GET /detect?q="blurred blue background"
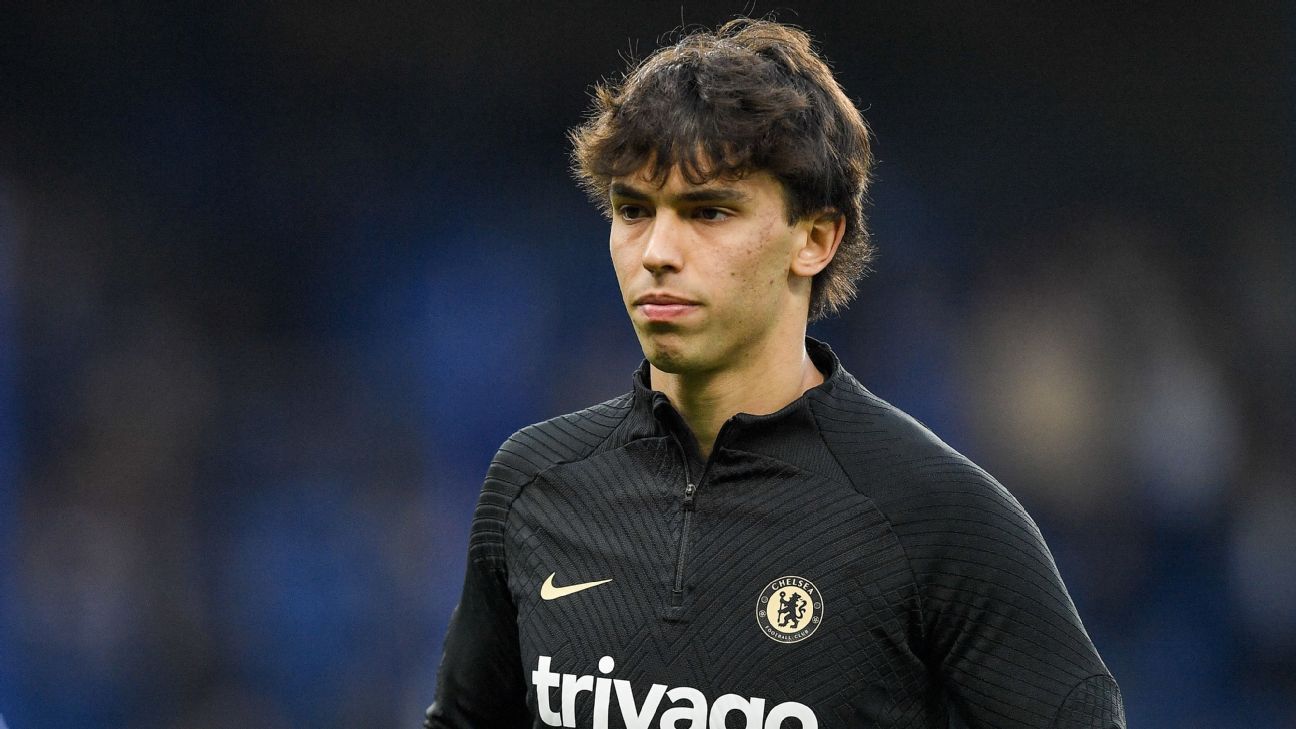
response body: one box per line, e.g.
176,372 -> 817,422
0,2 -> 1293,727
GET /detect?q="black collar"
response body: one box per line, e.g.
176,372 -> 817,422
628,337 -> 845,466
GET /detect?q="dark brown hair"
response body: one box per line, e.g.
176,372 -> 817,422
569,18 -> 875,321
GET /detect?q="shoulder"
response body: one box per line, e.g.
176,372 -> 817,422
468,393 -> 637,563
813,370 -> 1012,511
812,368 -> 1120,720
812,371 -> 1046,580
494,392 -> 638,484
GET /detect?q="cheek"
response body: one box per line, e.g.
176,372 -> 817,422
732,227 -> 795,289
609,237 -> 636,285
717,247 -> 786,318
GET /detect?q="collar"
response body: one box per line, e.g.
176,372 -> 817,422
628,337 -> 844,463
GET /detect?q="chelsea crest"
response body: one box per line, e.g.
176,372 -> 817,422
756,575 -> 823,643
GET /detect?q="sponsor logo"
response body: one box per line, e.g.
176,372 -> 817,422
532,655 -> 817,729
541,572 -> 613,601
756,576 -> 822,643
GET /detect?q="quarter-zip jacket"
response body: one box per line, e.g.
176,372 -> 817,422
427,338 -> 1124,729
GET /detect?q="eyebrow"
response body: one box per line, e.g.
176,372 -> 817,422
610,182 -> 752,205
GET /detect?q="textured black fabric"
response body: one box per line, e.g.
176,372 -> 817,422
426,338 -> 1124,729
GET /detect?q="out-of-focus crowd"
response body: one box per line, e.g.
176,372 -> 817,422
1,4 -> 1291,728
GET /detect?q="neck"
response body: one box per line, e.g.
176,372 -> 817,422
650,335 -> 824,459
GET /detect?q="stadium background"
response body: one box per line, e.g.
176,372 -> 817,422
0,2 -> 1292,727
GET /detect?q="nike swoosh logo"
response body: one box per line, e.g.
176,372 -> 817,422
540,572 -> 612,600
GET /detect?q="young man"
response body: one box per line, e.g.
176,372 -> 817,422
427,19 -> 1123,729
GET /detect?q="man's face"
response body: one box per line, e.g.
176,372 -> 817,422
609,165 -> 814,375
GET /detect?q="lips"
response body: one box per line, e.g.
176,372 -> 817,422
633,292 -> 700,322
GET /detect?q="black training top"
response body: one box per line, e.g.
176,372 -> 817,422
426,338 -> 1124,729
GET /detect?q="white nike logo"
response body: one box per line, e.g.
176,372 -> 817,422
540,572 -> 612,600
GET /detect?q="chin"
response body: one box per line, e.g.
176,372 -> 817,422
642,343 -> 687,373
637,330 -> 696,373
647,351 -> 690,374
638,330 -> 727,376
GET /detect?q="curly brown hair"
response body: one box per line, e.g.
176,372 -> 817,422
569,18 -> 875,321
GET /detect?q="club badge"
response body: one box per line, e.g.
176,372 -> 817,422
756,575 -> 822,643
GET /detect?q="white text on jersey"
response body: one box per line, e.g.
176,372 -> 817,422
531,655 -> 818,729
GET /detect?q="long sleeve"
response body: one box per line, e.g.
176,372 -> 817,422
424,434 -> 537,729
895,464 -> 1125,728
808,366 -> 1125,727
422,405 -> 631,728
424,553 -> 529,729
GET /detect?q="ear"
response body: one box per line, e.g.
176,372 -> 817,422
790,210 -> 846,278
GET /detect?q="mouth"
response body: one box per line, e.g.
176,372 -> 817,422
633,292 -> 701,323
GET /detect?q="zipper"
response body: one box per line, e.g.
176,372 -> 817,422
668,431 -> 694,607
668,422 -> 733,607
673,481 -> 696,598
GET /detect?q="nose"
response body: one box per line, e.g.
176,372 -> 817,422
641,212 -> 685,275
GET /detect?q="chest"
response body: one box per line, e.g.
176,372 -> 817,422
503,441 -> 935,727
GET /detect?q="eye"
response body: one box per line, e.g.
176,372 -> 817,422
617,205 -> 649,221
694,207 -> 731,222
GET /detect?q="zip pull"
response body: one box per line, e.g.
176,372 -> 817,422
683,482 -> 696,510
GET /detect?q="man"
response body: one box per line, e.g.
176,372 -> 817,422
427,18 -> 1123,729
